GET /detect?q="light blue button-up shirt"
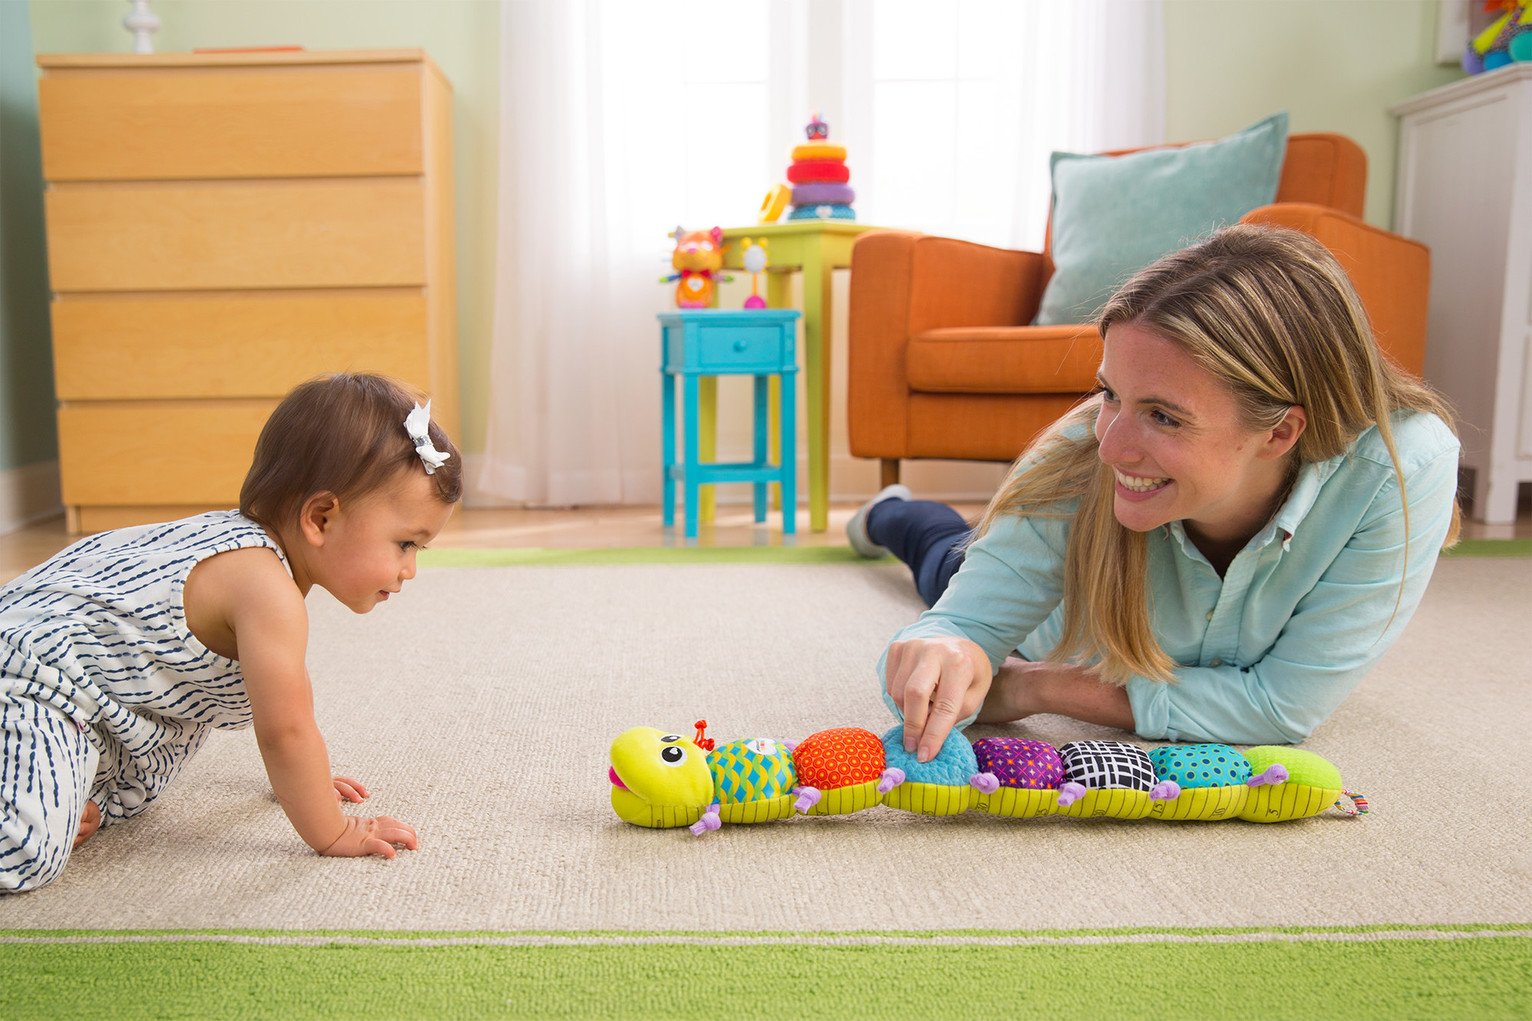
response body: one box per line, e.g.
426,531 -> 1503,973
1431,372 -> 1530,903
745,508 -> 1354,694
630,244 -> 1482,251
879,411 -> 1461,745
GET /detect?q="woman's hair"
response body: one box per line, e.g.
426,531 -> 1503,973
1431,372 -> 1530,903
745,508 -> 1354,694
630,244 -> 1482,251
973,224 -> 1460,684
240,373 -> 463,531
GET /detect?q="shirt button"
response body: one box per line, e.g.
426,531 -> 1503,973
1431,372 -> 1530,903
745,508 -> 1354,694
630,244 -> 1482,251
1209,657 -> 1224,667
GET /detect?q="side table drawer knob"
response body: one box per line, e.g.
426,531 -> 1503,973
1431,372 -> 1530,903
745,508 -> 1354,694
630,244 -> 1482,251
733,339 -> 748,352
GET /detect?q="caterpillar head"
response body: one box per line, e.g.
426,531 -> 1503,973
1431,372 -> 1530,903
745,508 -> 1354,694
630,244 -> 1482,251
609,726 -> 714,827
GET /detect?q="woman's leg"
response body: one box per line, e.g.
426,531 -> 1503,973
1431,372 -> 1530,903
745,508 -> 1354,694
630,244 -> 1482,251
865,498 -> 971,607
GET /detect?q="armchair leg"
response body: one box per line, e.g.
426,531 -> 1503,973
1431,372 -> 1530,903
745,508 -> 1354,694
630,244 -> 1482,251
880,459 -> 901,488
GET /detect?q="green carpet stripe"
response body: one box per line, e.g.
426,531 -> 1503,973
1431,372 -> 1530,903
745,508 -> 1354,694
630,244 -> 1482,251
419,545 -> 891,567
2,936 -> 1528,1020
417,536 -> 1528,568
1442,537 -> 1532,557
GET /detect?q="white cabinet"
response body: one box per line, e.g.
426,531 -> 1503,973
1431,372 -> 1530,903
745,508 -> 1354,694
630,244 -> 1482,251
1392,65 -> 1531,524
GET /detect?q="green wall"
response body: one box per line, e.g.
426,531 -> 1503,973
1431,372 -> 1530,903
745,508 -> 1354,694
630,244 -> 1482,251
1,0 -> 57,471
1,0 -> 1468,487
1164,0 -> 1463,228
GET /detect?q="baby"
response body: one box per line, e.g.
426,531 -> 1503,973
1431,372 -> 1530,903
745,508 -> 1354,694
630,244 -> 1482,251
1,373 -> 460,892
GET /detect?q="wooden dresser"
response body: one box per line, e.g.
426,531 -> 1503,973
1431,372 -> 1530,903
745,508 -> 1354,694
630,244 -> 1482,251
36,49 -> 458,533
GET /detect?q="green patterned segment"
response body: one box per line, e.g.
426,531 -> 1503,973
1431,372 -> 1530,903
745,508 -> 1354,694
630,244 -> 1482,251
707,738 -> 797,804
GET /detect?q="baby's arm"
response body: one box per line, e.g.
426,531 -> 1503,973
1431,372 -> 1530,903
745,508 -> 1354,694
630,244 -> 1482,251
207,550 -> 417,858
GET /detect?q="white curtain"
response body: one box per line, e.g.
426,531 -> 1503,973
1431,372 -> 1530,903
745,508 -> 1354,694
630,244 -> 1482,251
477,0 -> 1163,508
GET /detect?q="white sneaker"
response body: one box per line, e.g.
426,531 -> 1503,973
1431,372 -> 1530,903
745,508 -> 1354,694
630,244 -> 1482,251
846,484 -> 913,557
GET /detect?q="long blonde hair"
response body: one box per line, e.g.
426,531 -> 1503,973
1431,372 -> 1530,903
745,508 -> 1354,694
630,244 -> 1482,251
973,224 -> 1460,684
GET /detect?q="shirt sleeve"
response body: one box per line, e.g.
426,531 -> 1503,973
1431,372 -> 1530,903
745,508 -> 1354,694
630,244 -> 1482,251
878,509 -> 1071,722
1126,442 -> 1461,745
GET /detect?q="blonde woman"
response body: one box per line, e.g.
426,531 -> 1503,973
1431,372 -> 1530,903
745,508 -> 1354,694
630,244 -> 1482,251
849,225 -> 1461,761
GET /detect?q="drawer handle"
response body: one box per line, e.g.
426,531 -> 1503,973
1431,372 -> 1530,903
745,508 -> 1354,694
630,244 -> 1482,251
732,339 -> 749,352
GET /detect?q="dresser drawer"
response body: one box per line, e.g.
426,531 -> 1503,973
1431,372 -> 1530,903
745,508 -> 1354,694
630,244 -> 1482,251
38,64 -> 425,181
44,179 -> 426,291
57,400 -> 275,506
52,290 -> 430,399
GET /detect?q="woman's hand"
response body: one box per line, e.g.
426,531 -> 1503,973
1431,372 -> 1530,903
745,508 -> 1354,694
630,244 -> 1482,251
318,815 -> 419,859
332,776 -> 370,803
886,636 -> 993,763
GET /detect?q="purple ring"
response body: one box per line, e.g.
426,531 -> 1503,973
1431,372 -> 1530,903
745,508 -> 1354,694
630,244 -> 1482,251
792,183 -> 856,205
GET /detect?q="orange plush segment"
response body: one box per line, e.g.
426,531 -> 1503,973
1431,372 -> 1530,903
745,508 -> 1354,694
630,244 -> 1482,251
793,727 -> 885,789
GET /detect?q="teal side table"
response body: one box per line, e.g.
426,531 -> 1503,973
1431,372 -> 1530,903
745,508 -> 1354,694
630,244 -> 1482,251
659,309 -> 800,539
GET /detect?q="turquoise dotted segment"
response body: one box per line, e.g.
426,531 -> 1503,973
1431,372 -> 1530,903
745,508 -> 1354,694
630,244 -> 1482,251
1148,743 -> 1252,789
707,738 -> 798,804
880,725 -> 978,786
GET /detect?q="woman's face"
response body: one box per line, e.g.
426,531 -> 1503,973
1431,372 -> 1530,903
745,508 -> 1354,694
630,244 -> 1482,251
1094,323 -> 1301,548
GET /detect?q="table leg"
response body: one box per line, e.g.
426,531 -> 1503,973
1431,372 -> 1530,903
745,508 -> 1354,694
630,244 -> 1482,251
780,368 -> 797,535
801,249 -> 832,532
684,373 -> 701,540
699,376 -> 717,525
661,369 -> 675,527
766,270 -> 792,511
752,374 -> 767,523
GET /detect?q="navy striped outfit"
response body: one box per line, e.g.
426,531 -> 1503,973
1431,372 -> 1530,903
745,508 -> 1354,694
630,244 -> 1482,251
0,512 -> 285,892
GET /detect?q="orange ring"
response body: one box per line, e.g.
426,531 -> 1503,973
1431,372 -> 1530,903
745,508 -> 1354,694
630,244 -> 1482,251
757,183 -> 790,224
791,142 -> 847,161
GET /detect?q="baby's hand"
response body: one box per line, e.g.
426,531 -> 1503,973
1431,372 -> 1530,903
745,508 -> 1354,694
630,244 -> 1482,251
319,815 -> 419,859
332,776 -> 370,803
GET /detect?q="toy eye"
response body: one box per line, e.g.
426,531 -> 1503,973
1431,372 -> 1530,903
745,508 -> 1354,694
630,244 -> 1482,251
700,242 -> 713,251
660,734 -> 681,742
661,746 -> 687,766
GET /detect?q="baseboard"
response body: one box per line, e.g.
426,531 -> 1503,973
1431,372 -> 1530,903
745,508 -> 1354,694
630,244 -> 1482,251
0,460 -> 62,535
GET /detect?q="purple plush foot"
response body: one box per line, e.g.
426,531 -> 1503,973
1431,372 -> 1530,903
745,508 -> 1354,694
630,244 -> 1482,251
1150,780 -> 1181,801
877,767 -> 906,794
1248,764 -> 1289,787
970,772 -> 1000,795
793,786 -> 822,813
689,803 -> 722,836
1056,782 -> 1087,807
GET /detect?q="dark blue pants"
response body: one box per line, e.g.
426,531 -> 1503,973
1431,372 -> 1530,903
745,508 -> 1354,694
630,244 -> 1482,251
865,499 -> 971,607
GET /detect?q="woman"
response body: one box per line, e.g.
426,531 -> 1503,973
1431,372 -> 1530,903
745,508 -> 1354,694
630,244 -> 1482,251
851,225 -> 1461,762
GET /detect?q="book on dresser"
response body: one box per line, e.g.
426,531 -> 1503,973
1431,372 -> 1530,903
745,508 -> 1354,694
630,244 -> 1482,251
36,48 -> 458,533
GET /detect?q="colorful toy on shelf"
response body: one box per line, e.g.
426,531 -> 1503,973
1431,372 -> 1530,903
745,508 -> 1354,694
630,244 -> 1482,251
738,236 -> 769,309
660,226 -> 733,308
1464,0 -> 1532,73
608,721 -> 1367,835
756,113 -> 858,225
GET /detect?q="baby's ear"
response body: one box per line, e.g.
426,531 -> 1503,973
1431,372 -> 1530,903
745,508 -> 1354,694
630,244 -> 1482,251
299,491 -> 340,545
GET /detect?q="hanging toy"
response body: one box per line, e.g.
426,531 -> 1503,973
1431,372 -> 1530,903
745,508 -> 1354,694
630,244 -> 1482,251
738,237 -> 769,309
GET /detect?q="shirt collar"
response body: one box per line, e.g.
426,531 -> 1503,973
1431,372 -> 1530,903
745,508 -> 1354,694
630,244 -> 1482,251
1163,452 -> 1343,558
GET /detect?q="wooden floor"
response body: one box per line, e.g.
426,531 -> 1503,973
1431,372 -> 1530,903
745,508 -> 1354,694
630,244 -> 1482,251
3,495 -> 1528,585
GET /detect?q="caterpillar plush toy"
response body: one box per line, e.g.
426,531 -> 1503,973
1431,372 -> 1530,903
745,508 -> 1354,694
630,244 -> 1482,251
608,721 -> 1367,835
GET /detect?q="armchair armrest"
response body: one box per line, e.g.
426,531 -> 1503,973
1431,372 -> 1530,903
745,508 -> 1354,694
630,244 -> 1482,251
1241,203 -> 1429,376
848,231 -> 1046,457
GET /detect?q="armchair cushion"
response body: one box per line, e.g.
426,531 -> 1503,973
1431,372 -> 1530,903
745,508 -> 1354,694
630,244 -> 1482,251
908,325 -> 1102,394
1035,112 -> 1290,325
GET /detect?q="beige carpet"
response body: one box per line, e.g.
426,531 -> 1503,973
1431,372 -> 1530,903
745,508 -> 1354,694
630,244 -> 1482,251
2,557 -> 1529,932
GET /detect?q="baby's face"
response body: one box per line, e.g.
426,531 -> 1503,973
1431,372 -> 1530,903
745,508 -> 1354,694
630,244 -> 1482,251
313,469 -> 455,613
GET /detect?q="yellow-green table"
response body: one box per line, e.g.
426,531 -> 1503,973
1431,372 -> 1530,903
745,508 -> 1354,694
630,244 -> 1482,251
690,220 -> 883,533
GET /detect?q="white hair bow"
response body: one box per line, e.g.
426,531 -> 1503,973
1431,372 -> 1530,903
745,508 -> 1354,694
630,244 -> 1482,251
404,400 -> 451,475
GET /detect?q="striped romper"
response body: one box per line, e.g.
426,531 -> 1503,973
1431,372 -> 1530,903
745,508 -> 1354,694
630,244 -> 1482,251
0,512 -> 286,892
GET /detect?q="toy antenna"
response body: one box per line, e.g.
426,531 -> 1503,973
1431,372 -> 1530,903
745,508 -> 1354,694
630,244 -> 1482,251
693,720 -> 716,751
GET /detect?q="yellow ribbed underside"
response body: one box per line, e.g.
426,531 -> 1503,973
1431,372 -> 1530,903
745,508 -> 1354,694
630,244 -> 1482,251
806,781 -> 883,817
719,795 -> 798,825
880,782 -> 976,816
1239,784 -> 1342,823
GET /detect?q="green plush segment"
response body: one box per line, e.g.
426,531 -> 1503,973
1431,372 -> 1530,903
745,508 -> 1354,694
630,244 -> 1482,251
1243,745 -> 1343,790
1035,112 -> 1288,326
2,928 -> 1527,1020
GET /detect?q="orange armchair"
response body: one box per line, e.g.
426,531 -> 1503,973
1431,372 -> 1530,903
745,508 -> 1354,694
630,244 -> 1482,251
847,133 -> 1430,487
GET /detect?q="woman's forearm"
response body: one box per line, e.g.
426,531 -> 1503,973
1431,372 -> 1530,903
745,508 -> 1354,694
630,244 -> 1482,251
980,658 -> 1136,733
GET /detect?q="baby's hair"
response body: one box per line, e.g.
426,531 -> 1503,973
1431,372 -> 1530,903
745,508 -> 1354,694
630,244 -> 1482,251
240,373 -> 462,531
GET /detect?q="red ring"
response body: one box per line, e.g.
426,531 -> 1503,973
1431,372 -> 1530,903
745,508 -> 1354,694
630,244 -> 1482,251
787,159 -> 850,184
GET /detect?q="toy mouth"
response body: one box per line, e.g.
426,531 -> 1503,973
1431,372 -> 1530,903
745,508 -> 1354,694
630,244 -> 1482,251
608,766 -> 628,791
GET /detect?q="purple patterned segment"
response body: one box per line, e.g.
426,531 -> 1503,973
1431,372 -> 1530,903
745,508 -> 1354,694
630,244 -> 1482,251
792,182 -> 856,205
971,738 -> 1064,790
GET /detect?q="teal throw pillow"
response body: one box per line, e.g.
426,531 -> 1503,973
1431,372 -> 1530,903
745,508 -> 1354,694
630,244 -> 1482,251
1033,112 -> 1289,326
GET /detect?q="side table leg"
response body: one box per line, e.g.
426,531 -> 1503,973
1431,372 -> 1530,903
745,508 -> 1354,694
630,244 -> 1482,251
752,374 -> 767,523
684,373 -> 701,540
699,376 -> 717,526
661,369 -> 675,527
781,368 -> 797,535
801,250 -> 831,532
766,270 -> 792,512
